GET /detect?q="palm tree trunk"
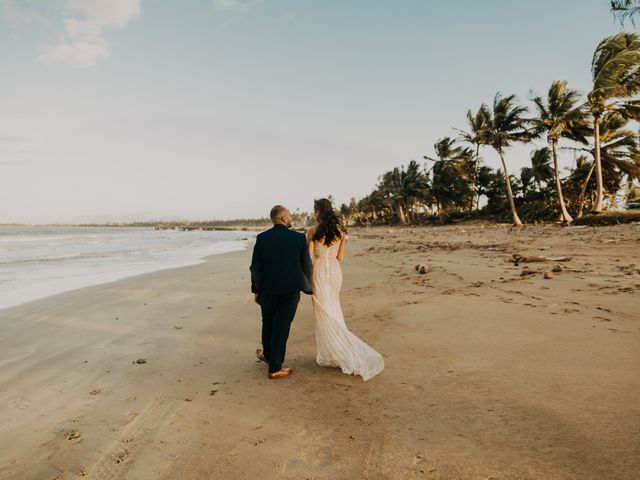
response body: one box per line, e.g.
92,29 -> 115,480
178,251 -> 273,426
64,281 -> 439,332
576,161 -> 596,218
551,140 -> 573,224
498,150 -> 523,226
592,116 -> 604,213
397,204 -> 407,224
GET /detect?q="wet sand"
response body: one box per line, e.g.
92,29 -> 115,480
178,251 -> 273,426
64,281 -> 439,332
0,223 -> 638,480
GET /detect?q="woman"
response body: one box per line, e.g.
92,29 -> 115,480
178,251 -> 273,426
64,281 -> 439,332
306,198 -> 384,381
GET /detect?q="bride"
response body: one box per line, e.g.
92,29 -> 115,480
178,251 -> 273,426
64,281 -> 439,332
306,198 -> 384,381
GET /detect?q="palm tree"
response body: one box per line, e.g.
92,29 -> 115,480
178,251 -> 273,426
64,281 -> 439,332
424,137 -> 474,216
339,198 -> 358,225
568,112 -> 640,216
357,189 -> 388,224
531,80 -> 590,223
520,166 -> 535,198
378,169 -> 407,224
475,165 -> 496,209
588,32 -> 640,213
484,93 -> 532,226
563,155 -> 595,218
611,0 -> 640,26
530,147 -> 554,190
377,161 -> 429,224
456,104 -> 491,211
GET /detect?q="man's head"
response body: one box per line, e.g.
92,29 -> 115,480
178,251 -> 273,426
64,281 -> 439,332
270,205 -> 292,228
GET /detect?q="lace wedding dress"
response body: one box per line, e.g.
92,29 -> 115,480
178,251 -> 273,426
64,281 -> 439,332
311,239 -> 384,381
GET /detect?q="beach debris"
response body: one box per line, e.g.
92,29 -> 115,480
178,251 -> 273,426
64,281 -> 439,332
415,264 -> 429,274
511,253 -> 572,264
520,267 -> 537,276
78,468 -> 88,477
134,358 -> 147,364
185,397 -> 193,402
89,388 -> 102,395
66,431 -> 81,440
552,264 -> 563,273
543,271 -> 555,279
209,389 -> 218,396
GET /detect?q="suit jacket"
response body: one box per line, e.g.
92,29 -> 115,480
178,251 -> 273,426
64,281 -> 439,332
250,224 -> 313,295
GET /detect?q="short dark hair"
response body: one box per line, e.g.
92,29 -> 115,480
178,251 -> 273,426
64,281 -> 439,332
270,205 -> 287,222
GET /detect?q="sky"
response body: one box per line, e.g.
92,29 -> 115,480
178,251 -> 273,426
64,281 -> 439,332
0,0 -> 625,223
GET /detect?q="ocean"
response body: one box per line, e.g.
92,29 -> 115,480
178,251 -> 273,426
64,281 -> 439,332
0,226 -> 255,310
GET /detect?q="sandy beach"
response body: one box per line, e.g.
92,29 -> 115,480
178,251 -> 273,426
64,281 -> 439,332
0,223 -> 639,480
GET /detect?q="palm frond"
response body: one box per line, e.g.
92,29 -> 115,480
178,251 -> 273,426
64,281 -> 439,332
611,0 -> 640,26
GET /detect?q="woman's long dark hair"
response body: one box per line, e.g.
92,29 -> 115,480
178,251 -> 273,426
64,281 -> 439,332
312,198 -> 345,246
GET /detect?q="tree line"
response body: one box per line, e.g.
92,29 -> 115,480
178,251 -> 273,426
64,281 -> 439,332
338,5 -> 640,227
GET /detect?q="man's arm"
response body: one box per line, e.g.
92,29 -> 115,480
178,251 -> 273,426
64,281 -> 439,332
249,239 -> 262,294
300,234 -> 313,292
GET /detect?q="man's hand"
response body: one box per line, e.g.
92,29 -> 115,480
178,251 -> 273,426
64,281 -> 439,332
254,293 -> 261,305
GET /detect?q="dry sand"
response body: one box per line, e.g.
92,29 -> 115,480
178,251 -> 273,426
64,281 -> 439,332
0,223 -> 639,480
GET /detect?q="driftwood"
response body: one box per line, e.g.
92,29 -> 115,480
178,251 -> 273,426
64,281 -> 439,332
511,253 -> 572,264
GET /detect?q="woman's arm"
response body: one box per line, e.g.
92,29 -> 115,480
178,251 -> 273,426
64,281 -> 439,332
306,227 -> 316,259
336,229 -> 347,262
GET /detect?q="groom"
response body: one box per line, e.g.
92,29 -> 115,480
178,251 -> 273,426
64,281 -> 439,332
250,205 -> 313,379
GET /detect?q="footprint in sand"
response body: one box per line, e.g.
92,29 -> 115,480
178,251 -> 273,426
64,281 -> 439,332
89,397 -> 173,479
497,297 -> 513,304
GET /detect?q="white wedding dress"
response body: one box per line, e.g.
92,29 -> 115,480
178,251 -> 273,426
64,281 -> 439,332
310,239 -> 384,381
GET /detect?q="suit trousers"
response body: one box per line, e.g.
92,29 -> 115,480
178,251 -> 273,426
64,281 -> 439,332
259,292 -> 300,373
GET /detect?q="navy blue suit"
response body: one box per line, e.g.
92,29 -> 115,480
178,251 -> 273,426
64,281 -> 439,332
250,224 -> 313,373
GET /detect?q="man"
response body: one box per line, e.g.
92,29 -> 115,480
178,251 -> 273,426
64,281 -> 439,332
250,205 -> 313,379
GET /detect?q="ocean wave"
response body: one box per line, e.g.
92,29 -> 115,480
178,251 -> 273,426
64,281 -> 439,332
0,251 -> 134,266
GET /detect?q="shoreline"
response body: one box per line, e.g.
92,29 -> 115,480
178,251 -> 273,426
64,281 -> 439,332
0,228 -> 254,312
0,224 -> 638,479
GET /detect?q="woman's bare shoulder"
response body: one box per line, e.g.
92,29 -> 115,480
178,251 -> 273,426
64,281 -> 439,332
306,226 -> 316,239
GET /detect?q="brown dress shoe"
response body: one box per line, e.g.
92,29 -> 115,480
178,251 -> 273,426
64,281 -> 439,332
268,368 -> 292,379
256,348 -> 267,364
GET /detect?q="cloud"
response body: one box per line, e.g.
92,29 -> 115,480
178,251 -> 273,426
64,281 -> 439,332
38,0 -> 141,68
39,40 -> 110,68
0,0 -> 49,25
213,0 -> 260,13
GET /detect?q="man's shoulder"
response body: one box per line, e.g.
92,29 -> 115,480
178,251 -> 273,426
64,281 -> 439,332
256,227 -> 275,239
287,229 -> 307,242
253,229 -> 269,247
257,226 -> 304,244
